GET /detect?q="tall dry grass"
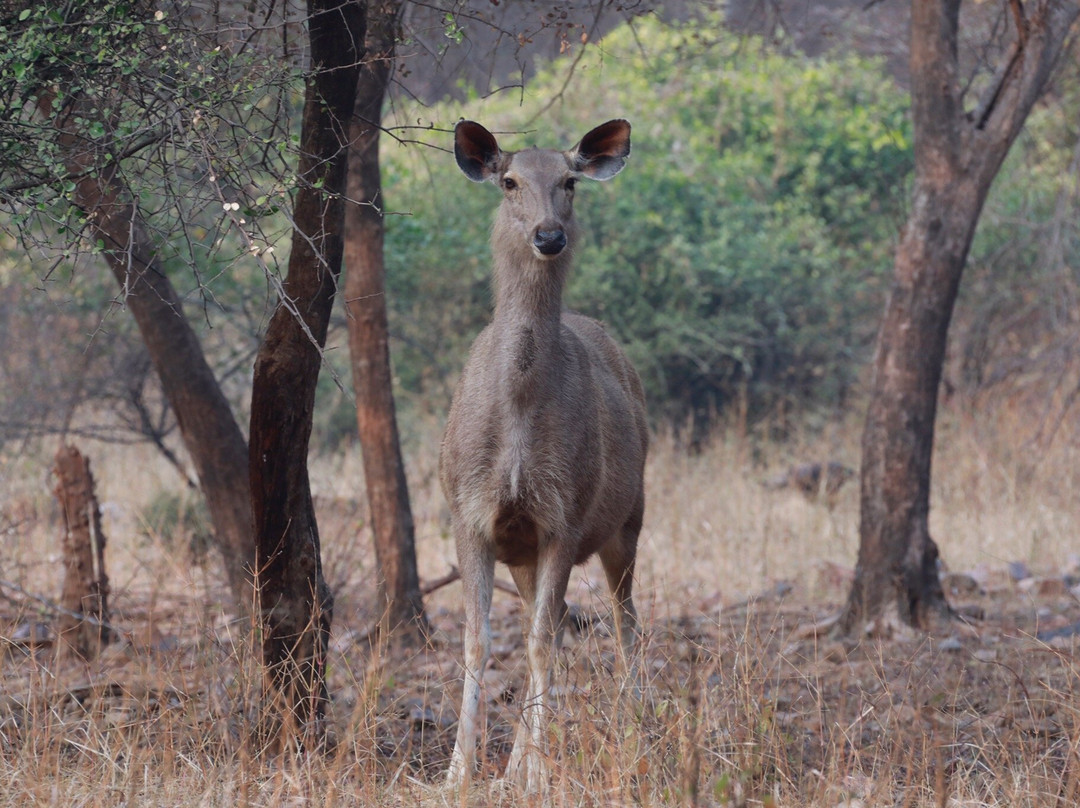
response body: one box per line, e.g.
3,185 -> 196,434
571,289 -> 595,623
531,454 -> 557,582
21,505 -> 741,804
2,401 -> 1079,806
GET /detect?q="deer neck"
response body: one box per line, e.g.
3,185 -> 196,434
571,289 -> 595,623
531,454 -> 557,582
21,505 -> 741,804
491,253 -> 569,401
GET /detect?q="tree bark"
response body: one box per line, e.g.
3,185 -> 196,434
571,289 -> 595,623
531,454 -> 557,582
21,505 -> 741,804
42,95 -> 256,612
53,444 -> 110,659
248,0 -> 365,743
343,0 -> 427,641
841,0 -> 1080,635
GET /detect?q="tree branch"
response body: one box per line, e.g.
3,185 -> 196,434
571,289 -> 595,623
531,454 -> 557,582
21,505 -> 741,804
420,566 -> 519,597
1009,0 -> 1029,45
972,40 -> 1022,131
0,577 -> 125,637
0,129 -> 165,197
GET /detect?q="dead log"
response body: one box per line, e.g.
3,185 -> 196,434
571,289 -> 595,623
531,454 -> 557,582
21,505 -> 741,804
53,444 -> 110,659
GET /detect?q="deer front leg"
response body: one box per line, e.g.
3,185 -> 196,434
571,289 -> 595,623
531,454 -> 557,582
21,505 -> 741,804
504,564 -> 537,781
446,533 -> 495,793
516,546 -> 573,794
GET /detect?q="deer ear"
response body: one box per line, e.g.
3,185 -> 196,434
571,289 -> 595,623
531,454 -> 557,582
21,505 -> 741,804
455,121 -> 502,182
568,119 -> 631,181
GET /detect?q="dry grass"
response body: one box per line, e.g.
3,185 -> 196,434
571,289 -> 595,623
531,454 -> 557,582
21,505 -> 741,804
3,401 -> 1080,806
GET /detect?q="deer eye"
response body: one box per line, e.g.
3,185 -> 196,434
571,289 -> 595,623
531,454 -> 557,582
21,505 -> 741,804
564,178 -> 577,192
501,177 -> 517,191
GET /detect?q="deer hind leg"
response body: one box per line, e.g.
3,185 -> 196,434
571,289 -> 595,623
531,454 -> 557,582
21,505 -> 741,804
599,507 -> 642,696
445,526 -> 495,793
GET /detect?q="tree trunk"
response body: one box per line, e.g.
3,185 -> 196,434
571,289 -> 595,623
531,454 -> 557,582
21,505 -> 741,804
343,0 -> 427,641
53,444 -> 110,659
248,0 -> 365,744
85,176 -> 255,611
840,0 -> 1080,635
42,95 -> 256,612
844,186 -> 975,633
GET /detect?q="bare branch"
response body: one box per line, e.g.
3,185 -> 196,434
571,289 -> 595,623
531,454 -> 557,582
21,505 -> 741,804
420,565 -> 519,597
972,40 -> 1022,130
524,1 -> 609,127
973,0 -> 1080,137
1009,0 -> 1029,46
0,577 -> 125,637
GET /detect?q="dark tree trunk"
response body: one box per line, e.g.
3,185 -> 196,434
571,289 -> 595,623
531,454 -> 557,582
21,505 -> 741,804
840,0 -> 1080,635
248,0 -> 365,743
53,444 -> 110,659
343,0 -> 427,641
43,95 -> 255,612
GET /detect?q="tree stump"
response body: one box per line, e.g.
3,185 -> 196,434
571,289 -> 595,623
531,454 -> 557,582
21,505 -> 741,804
53,444 -> 110,659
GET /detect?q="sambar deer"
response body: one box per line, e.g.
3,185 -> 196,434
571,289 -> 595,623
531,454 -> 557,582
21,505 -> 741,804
440,119 -> 648,794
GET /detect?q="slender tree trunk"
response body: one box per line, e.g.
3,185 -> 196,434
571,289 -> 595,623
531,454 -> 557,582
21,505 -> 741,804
87,177 -> 254,610
344,0 -> 427,641
43,93 -> 255,612
840,0 -> 1080,635
248,0 -> 365,743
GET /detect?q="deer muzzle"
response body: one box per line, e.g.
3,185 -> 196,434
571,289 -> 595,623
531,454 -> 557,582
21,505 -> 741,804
533,228 -> 567,257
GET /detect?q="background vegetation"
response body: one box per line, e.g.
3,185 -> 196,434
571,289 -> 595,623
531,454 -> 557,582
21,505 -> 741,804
2,11 -> 1076,454
379,17 -> 914,439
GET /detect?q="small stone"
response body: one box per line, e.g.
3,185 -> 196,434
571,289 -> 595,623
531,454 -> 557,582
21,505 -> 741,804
937,636 -> 963,652
773,580 -> 794,598
400,697 -> 452,730
1007,561 -> 1031,582
9,621 -> 51,647
954,603 -> 985,620
408,704 -> 438,729
1065,553 -> 1080,576
1037,618 -> 1080,643
941,572 -> 981,596
1017,576 -> 1067,597
822,642 -> 849,664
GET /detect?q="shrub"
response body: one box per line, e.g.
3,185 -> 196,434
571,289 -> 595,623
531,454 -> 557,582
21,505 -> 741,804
382,16 -> 912,432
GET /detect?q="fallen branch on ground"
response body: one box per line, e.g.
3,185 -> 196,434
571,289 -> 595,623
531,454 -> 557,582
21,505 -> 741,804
420,566 -> 518,597
0,577 -> 125,637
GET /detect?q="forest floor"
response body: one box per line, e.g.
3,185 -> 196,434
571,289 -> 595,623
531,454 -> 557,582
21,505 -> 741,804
2,411 -> 1080,806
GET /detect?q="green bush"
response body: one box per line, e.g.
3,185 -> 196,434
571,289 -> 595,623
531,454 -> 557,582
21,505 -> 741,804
382,16 -> 912,432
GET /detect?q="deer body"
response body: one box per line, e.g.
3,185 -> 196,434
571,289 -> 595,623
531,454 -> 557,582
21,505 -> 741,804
441,120 -> 647,794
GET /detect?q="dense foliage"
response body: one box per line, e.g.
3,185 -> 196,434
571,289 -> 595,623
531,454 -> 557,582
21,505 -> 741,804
381,17 -> 913,434
0,0 -> 298,246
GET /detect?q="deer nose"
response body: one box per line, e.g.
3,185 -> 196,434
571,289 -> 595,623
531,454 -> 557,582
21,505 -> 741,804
533,229 -> 567,256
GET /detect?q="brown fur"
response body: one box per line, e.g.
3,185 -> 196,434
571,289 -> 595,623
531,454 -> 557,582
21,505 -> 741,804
441,120 -> 647,794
